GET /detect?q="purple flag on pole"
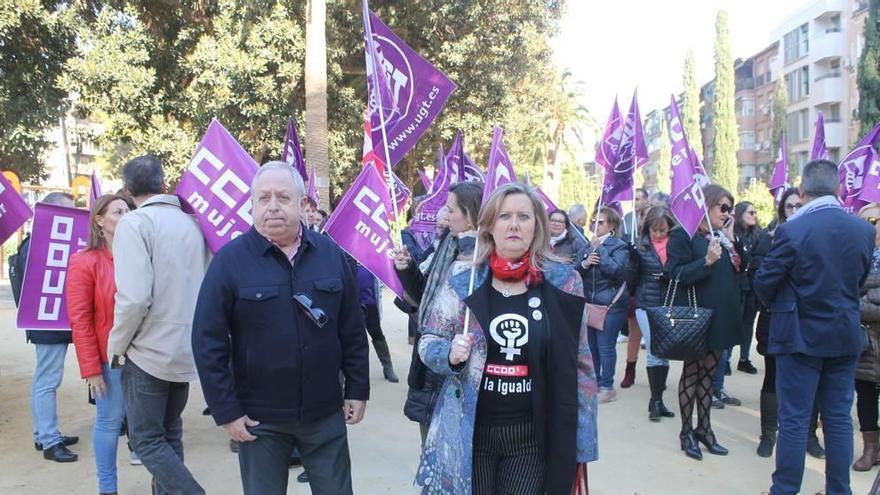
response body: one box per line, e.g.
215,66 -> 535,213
483,127 -> 517,203
17,203 -> 88,330
595,98 -> 624,173
282,118 -> 308,181
667,96 -> 705,237
535,187 -> 557,214
175,120 -> 259,254
89,171 -> 103,206
323,165 -> 405,298
411,146 -> 452,238
601,93 -> 647,205
0,171 -> 32,245
463,152 -> 485,182
418,169 -> 432,191
690,147 -> 711,187
307,165 -> 320,207
770,135 -> 790,207
362,7 -> 456,169
840,124 -> 880,213
445,131 -> 467,183
811,111 -> 829,161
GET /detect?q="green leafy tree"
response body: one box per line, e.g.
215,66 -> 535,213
557,161 -> 598,213
682,49 -> 703,158
859,0 -> 880,136
711,10 -> 739,192
738,178 -> 775,226
656,118 -> 672,193
0,1 -> 76,182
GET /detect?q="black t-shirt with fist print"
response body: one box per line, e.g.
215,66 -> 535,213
476,288 -> 533,425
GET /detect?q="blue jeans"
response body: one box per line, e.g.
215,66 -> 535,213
122,359 -> 204,495
31,343 -> 67,449
94,364 -> 124,493
635,309 -> 668,367
588,309 -> 628,389
771,353 -> 858,495
712,348 -> 730,395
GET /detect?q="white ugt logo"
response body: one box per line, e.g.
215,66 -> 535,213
488,314 -> 529,361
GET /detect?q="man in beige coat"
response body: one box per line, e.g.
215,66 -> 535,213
108,155 -> 210,495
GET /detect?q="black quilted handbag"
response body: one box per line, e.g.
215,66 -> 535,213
646,277 -> 713,361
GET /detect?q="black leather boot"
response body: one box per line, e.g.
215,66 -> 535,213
657,365 -> 675,418
372,338 -> 399,383
680,429 -> 703,460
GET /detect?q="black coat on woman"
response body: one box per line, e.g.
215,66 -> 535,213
635,234 -> 668,309
576,235 -> 631,312
664,227 -> 741,351
550,230 -> 587,264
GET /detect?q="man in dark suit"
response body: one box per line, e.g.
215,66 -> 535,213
755,159 -> 874,495
192,161 -> 369,495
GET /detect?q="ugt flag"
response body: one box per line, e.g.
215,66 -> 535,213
483,127 -> 517,203
601,92 -> 647,205
0,170 -> 32,245
282,118 -> 308,181
323,165 -> 405,298
770,135 -> 789,207
362,5 -> 456,169
17,203 -> 88,330
176,120 -> 259,254
667,95 -> 705,237
841,123 -> 880,213
811,111 -> 829,161
595,98 -> 623,173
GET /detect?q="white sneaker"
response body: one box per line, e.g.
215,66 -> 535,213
598,387 -> 617,403
616,334 -> 629,344
130,451 -> 143,466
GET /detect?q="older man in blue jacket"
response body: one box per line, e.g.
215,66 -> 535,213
192,161 -> 369,495
755,159 -> 874,495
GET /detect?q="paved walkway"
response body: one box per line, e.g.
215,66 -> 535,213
0,288 -> 875,494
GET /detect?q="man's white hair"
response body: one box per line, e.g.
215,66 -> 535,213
251,161 -> 306,198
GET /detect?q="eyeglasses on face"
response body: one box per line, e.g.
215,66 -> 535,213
292,293 -> 328,328
785,202 -> 803,211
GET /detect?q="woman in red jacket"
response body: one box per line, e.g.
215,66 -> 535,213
66,193 -> 133,495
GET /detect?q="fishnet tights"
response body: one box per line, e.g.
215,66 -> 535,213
678,351 -> 721,440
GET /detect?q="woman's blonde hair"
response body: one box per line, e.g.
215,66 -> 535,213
476,183 -> 562,270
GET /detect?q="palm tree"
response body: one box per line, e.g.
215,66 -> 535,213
305,0 -> 330,203
531,71 -> 596,200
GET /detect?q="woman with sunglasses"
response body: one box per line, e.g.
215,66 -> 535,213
577,206 -> 631,403
753,187 -> 824,458
665,184 -> 742,460
854,203 -> 880,471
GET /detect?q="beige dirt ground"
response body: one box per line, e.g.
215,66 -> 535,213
0,286 -> 875,494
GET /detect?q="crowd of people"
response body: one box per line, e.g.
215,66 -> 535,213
12,155 -> 880,495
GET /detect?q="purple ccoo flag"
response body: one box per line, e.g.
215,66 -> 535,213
282,118 -> 308,181
175,120 -> 259,253
17,203 -> 88,330
667,95 -> 705,237
595,98 -> 624,173
89,171 -> 103,206
811,111 -> 829,161
0,171 -> 32,245
483,127 -> 517,203
323,165 -> 405,298
841,123 -> 880,213
769,135 -> 790,207
362,4 -> 456,169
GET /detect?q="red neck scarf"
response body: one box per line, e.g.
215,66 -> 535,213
489,251 -> 543,287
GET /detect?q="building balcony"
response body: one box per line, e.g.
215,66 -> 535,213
812,74 -> 844,104
812,31 -> 844,62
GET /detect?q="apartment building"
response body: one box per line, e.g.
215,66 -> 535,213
643,0 -> 868,191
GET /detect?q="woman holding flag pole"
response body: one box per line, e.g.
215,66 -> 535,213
415,183 -> 597,495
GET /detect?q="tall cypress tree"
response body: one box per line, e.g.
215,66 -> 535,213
859,0 -> 880,135
657,118 -> 672,193
682,50 -> 703,157
712,10 -> 739,192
